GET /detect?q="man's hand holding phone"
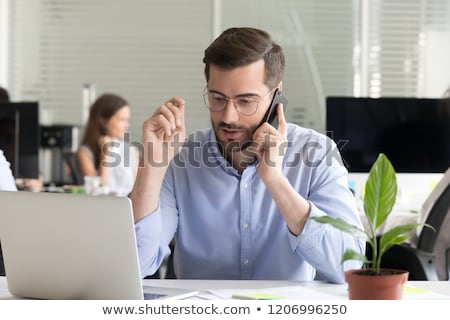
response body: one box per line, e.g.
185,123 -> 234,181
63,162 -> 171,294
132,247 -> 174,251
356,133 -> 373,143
259,89 -> 288,129
252,89 -> 288,182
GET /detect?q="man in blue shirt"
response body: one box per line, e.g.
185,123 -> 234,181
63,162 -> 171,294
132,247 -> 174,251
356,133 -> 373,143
131,27 -> 364,283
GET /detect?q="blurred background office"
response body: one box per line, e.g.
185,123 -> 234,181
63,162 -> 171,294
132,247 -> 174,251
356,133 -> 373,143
0,0 -> 449,186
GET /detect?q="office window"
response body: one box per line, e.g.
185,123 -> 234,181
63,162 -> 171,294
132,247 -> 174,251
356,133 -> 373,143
221,0 -> 358,133
5,0 -> 450,136
7,0 -> 212,140
221,0 -> 450,131
361,0 -> 450,98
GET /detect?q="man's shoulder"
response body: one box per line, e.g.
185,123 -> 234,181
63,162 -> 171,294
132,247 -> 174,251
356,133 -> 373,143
286,123 -> 329,145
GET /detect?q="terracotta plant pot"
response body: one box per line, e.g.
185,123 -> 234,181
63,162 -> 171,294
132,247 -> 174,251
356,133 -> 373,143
345,268 -> 409,300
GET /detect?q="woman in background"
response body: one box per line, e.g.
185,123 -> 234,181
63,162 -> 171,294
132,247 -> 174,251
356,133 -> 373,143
77,93 -> 139,196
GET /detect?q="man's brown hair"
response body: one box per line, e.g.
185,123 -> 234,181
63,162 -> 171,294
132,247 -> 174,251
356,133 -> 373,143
203,27 -> 285,89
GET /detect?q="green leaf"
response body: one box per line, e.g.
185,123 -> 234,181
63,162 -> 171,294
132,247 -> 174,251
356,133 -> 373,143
363,154 -> 397,233
310,216 -> 368,241
379,223 -> 436,257
341,249 -> 369,264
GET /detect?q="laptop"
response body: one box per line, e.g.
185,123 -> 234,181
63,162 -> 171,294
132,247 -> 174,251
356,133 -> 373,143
0,191 -> 198,300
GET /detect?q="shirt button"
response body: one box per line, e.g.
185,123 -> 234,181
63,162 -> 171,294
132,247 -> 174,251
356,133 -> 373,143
243,259 -> 249,264
243,183 -> 248,188
242,223 -> 248,229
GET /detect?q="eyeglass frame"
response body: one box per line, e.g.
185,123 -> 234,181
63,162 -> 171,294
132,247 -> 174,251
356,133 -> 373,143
203,86 -> 276,116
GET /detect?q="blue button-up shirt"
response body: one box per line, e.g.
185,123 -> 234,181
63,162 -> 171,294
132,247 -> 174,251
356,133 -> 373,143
135,124 -> 364,283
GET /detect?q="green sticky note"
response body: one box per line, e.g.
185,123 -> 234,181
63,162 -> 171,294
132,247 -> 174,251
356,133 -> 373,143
232,292 -> 284,300
403,285 -> 430,295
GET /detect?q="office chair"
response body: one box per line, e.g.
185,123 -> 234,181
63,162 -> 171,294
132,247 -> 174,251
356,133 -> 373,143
376,167 -> 450,280
63,152 -> 84,185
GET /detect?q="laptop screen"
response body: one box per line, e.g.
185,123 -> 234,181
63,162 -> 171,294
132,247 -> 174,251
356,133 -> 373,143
0,191 -> 143,299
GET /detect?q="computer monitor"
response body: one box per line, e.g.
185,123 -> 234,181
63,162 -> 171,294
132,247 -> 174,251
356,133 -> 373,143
0,102 -> 40,179
326,97 -> 450,173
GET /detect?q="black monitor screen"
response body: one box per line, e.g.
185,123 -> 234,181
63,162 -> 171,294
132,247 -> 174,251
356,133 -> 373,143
0,102 -> 40,179
326,97 -> 450,173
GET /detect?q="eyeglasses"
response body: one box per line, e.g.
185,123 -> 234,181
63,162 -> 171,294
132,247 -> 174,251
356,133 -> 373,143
203,87 -> 275,115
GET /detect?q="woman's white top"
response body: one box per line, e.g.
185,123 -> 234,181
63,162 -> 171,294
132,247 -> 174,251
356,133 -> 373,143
80,139 -> 136,196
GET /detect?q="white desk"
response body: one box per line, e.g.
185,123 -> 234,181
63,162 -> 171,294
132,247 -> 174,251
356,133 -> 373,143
1,276 -> 450,300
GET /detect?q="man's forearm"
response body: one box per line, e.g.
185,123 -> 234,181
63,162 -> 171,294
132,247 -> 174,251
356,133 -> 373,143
264,175 -> 311,235
130,166 -> 167,223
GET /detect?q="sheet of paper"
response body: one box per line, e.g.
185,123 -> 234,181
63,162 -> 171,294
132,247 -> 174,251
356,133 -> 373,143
0,285 -> 14,299
209,285 -> 348,300
208,284 -> 450,300
403,285 -> 450,300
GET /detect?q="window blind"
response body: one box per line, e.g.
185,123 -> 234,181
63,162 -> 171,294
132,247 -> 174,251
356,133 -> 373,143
6,0 -> 450,138
8,0 -> 213,141
221,0 -> 357,133
362,0 -> 450,98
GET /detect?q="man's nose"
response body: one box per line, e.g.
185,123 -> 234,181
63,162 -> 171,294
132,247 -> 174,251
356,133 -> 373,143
221,99 -> 240,123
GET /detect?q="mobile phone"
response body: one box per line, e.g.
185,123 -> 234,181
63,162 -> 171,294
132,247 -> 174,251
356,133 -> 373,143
259,88 -> 288,129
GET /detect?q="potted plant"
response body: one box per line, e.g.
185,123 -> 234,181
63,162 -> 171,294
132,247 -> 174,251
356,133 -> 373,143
312,153 -> 433,299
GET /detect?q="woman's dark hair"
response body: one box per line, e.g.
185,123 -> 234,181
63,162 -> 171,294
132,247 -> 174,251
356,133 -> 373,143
80,93 -> 128,169
203,27 -> 285,89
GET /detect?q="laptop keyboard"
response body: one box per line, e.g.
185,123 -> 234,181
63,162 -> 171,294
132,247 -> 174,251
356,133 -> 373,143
143,292 -> 168,300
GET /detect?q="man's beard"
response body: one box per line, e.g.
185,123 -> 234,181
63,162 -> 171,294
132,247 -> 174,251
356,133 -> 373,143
212,120 -> 257,163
